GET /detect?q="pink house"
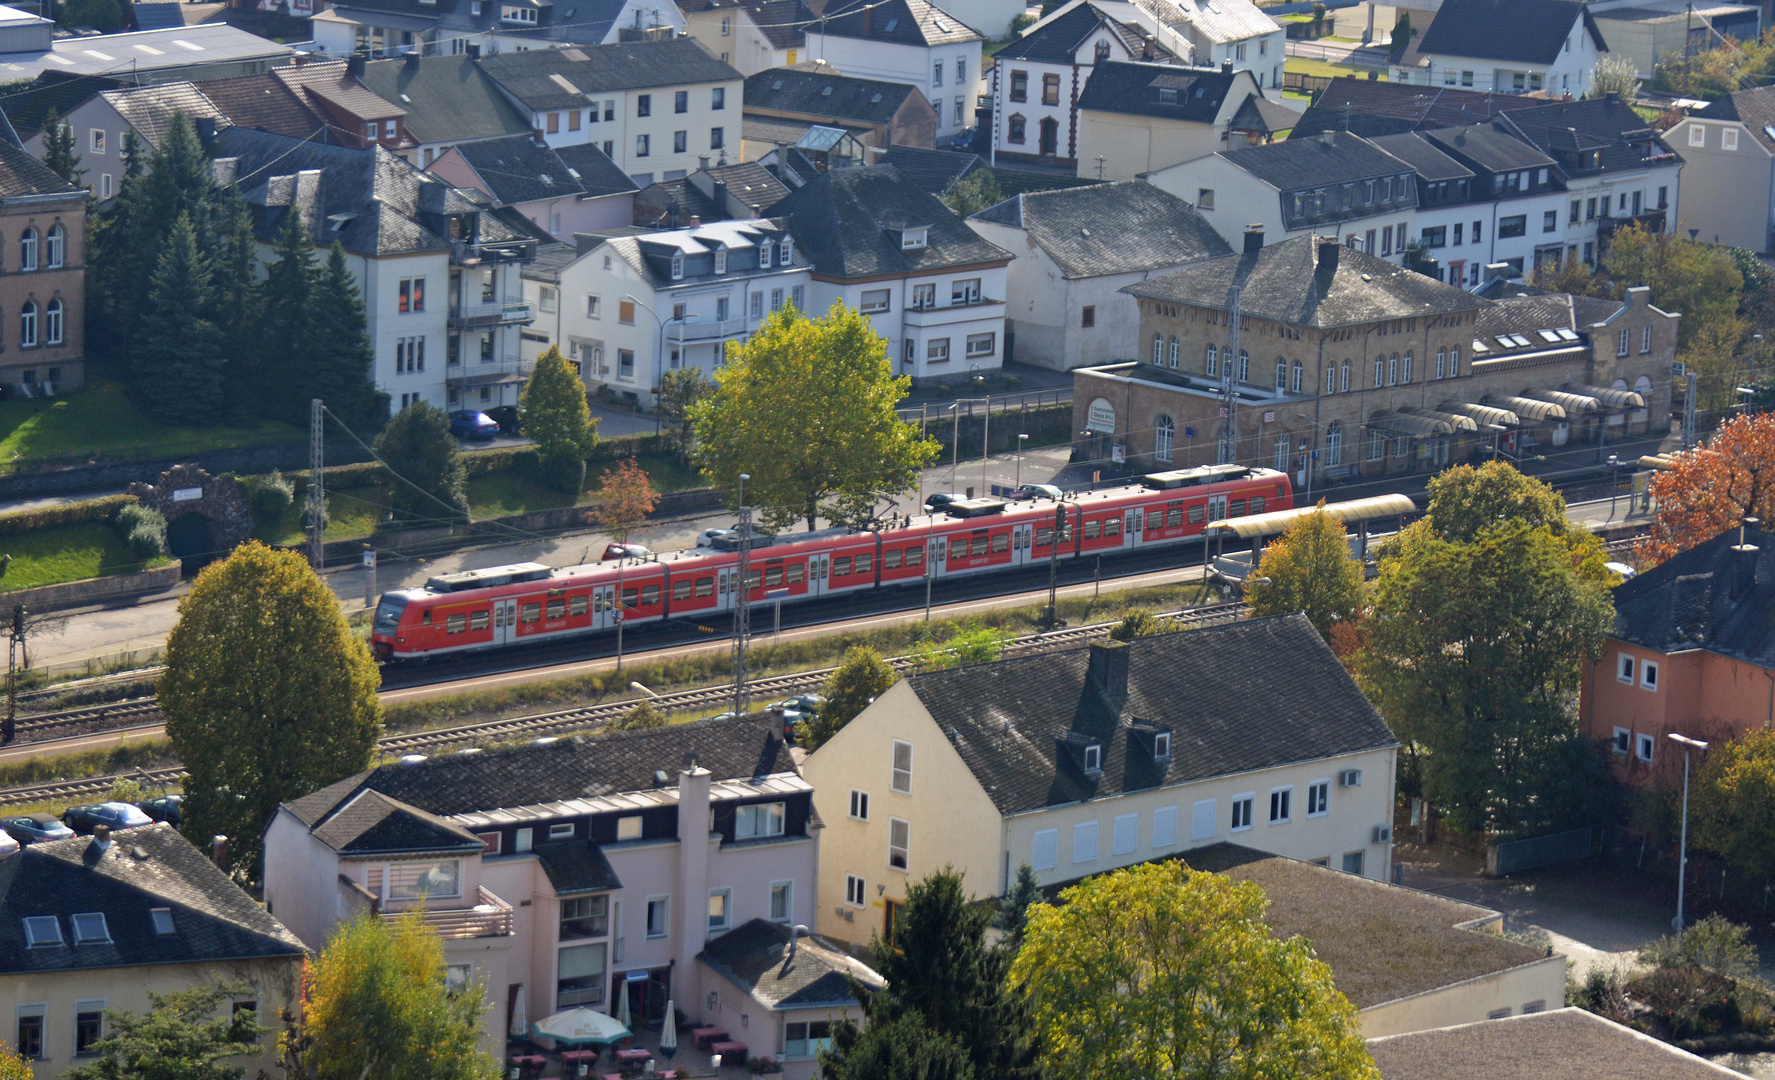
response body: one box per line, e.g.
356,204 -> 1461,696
263,714 -> 857,1074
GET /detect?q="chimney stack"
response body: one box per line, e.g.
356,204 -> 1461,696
788,923 -> 809,963
688,214 -> 701,227
92,825 -> 111,849
466,42 -> 481,60
405,49 -> 421,70
1733,517 -> 1762,602
1088,641 -> 1129,701
346,53 -> 366,78
1316,237 -> 1340,280
211,835 -> 229,871
1221,58 -> 1233,74
1243,223 -> 1264,254
1142,34 -> 1155,60
1484,262 -> 1512,282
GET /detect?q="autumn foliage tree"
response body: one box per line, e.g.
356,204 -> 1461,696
799,646 -> 897,749
520,346 -> 598,492
0,1044 -> 29,1080
1246,504 -> 1363,640
1693,728 -> 1775,883
1638,412 -> 1775,565
585,457 -> 660,545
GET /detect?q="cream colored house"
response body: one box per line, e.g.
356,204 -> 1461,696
800,614 -> 1401,948
1670,88 -> 1775,253
0,824 -> 305,1078
1072,60 -> 1276,181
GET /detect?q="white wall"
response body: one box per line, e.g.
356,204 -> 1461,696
803,32 -> 983,138
809,263 -> 1009,381
508,78 -> 744,185
1407,10 -> 1599,94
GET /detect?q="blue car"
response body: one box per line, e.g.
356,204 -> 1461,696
448,410 -> 501,440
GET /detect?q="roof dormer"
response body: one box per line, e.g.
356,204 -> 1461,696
893,225 -> 928,250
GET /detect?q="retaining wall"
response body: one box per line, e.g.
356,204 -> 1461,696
0,560 -> 183,612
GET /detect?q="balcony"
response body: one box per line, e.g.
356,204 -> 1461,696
450,295 -> 534,329
666,317 -> 752,342
337,879 -> 515,939
451,237 -> 539,265
904,296 -> 1005,329
447,354 -> 534,387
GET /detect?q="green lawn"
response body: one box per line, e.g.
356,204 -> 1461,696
0,378 -> 298,469
0,521 -> 169,589
1285,56 -> 1388,80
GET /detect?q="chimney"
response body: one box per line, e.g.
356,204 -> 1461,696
211,835 -> 228,870
674,756 -> 713,977
91,825 -> 111,850
1243,223 -> 1264,254
1142,34 -> 1155,60
713,178 -> 729,212
533,129 -> 547,145
405,49 -> 421,70
1087,641 -> 1129,701
698,154 -> 710,171
194,115 -> 218,148
862,6 -> 873,33
1732,518 -> 1762,602
688,214 -> 701,227
347,53 -> 366,78
466,42 -> 481,60
1221,58 -> 1233,74
1316,237 -> 1340,280
1484,262 -> 1511,282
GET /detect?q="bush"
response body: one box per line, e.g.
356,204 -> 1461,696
114,502 -> 166,561
0,494 -> 134,538
244,469 -> 295,527
1638,914 -> 1760,978
1632,966 -> 1739,1039
614,699 -> 666,730
1108,607 -> 1179,641
1010,11 -> 1036,32
541,451 -> 587,495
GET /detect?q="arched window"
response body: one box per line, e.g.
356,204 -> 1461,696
1340,360 -> 1350,392
19,228 -> 36,271
1436,348 -> 1446,379
45,298 -> 61,345
1291,360 -> 1303,393
1152,334 -> 1163,363
758,240 -> 773,269
1373,357 -> 1384,387
1634,374 -> 1652,397
670,252 -> 684,280
1275,358 -> 1287,390
1326,421 -> 1343,466
1387,353 -> 1398,385
1401,352 -> 1412,384
1273,435 -> 1290,473
1237,350 -> 1249,382
1449,345 -> 1460,376
779,236 -> 793,264
1325,363 -> 1336,394
45,225 -> 62,269
1168,337 -> 1179,367
1094,39 -> 1111,63
1155,414 -> 1175,462
19,301 -> 36,347
1205,344 -> 1218,375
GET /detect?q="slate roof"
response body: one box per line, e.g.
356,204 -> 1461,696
699,919 -> 885,1010
101,82 -> 227,148
131,2 -> 188,30
1288,78 -> 1548,141
197,71 -> 332,141
1218,130 -> 1413,191
532,840 -> 624,895
771,163 -> 1012,278
478,38 -> 740,111
359,54 -> 532,145
2,71 -> 124,140
553,141 -> 643,197
318,0 -> 642,47
996,2 -> 1177,63
1420,122 -> 1557,173
0,139 -> 81,200
743,68 -> 918,126
812,0 -> 983,46
283,712 -> 795,823
1499,95 -> 1681,176
1368,1008 -> 1744,1080
1368,131 -> 1474,181
1076,60 -> 1243,123
971,178 -> 1229,278
308,789 -> 483,855
607,217 -> 808,286
449,134 -> 600,205
880,145 -> 981,195
906,614 -> 1397,815
1414,0 -> 1605,65
1610,519 -> 1775,668
678,0 -> 807,50
274,60 -> 404,121
1697,85 -> 1775,152
635,162 -> 789,226
0,824 -> 305,975
1125,234 -> 1485,328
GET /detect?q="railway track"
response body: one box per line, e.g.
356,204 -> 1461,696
0,601 -> 1249,809
6,699 -> 163,741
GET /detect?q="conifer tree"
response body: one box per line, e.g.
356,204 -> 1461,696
312,242 -> 387,428
258,206 -> 319,421
208,182 -> 265,416
133,213 -> 226,424
40,107 -> 85,187
85,130 -> 149,360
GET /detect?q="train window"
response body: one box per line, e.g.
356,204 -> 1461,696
950,538 -> 968,560
1276,483 -> 1286,496
1230,499 -> 1247,517
1083,520 -> 1101,540
765,566 -> 784,587
970,535 -> 989,556
695,577 -> 714,598
546,598 -> 566,619
641,584 -> 660,606
835,555 -> 853,577
421,608 -> 432,625
470,610 -> 490,631
1062,523 -> 1073,541
447,613 -> 468,634
884,549 -> 902,570
1187,505 -> 1205,525
570,595 -> 589,616
673,580 -> 693,601
991,533 -> 1009,554
622,587 -> 639,609
855,552 -> 873,574
1036,527 -> 1054,547
1249,495 -> 1265,515
1104,517 -> 1122,537
744,569 -> 762,590
787,563 -> 805,584
905,546 -> 922,567
1166,508 -> 1183,528
521,603 -> 541,623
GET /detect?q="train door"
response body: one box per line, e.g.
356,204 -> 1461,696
716,568 -> 737,613
492,597 -> 519,645
591,585 -> 616,631
931,534 -> 948,579
1011,522 -> 1034,566
1206,494 -> 1228,525
808,553 -> 829,598
1125,508 -> 1143,550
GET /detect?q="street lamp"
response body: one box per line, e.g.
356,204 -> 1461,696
1668,732 -> 1710,931
948,402 -> 961,492
1015,432 -> 1028,489
622,293 -> 699,434
629,681 -> 661,699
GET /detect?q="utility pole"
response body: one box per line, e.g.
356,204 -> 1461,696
3,604 -> 23,744
1219,286 -> 1243,465
308,399 -> 325,569
1045,503 -> 1065,629
732,473 -> 751,715
1683,369 -> 1699,449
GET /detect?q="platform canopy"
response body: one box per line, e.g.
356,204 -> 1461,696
1209,493 -> 1418,539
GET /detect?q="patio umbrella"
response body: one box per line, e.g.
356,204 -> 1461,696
530,1008 -> 633,1047
509,986 -> 528,1039
660,999 -> 678,1060
617,982 -> 632,1031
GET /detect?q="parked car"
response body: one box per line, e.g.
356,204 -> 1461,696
0,833 -> 17,858
61,802 -> 153,835
1014,483 -> 1064,501
137,795 -> 182,826
3,812 -> 73,845
773,694 -> 824,715
484,404 -> 522,437
448,410 -> 501,440
602,543 -> 653,561
924,492 -> 970,512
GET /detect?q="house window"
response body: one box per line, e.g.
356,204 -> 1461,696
1237,350 -> 1248,382
1368,430 -> 1385,462
1498,215 -> 1527,238
1618,653 -> 1635,683
615,815 -> 642,840
645,896 -> 669,938
966,332 -> 995,358
1449,346 -> 1459,375
1617,328 -> 1630,357
19,229 -> 35,271
890,738 -> 913,792
1230,794 -> 1254,831
1009,70 -> 1027,101
707,888 -> 731,931
1374,357 -> 1384,388
1437,348 -> 1446,379
19,302 -> 35,348
1291,361 -> 1303,392
1073,820 -> 1098,862
785,1021 -> 834,1058
845,874 -> 866,906
1031,827 -> 1058,870
1306,779 -> 1329,816
674,130 -> 687,153
636,134 -> 650,157
560,894 -> 608,939
849,789 -> 869,820
45,300 -> 60,346
1689,123 -> 1708,147
933,60 -> 943,86
1007,114 -> 1026,143
75,1003 -> 104,1056
735,801 -> 785,839
1269,787 -> 1292,824
587,295 -> 600,318
618,299 -> 636,325
1543,210 -> 1557,232
1112,813 -> 1137,855
45,226 -> 62,268
1642,660 -> 1659,691
1326,421 -> 1343,465
1612,727 -> 1631,756
888,817 -> 910,870
1273,435 -> 1289,472
1637,733 -> 1655,763
860,288 -> 890,314
671,252 -> 684,280
1342,851 -> 1365,875
770,881 -> 792,921
952,277 -> 981,304
1042,73 -> 1060,105
1155,415 -> 1174,462
16,1006 -> 43,1060
557,942 -> 607,1007
637,94 -> 651,117
617,349 -> 635,379
1401,353 -> 1411,383
399,277 -> 425,312
150,908 -> 174,935
1642,325 -> 1653,353
1082,743 -> 1101,772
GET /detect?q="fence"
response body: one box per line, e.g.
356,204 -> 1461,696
897,387 -> 1070,425
1282,72 -> 1341,94
1486,825 -> 1595,876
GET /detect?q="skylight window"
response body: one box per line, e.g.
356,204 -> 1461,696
1538,329 -> 1562,343
22,916 -> 61,947
1556,328 -> 1579,341
150,908 -> 175,936
71,913 -> 110,944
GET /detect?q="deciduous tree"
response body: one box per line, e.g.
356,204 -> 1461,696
585,457 -> 659,544
799,645 -> 896,749
1010,861 -> 1378,1080
1692,729 -> 1775,882
1246,503 -> 1362,639
0,1043 -> 31,1080
374,402 -> 469,524
693,303 -> 940,530
303,913 -> 498,1080
656,366 -> 711,463
521,346 -> 598,491
908,624 -> 1015,672
1604,224 -> 1743,353
159,542 -> 382,877
1637,412 -> 1775,564
1589,53 -> 1642,103
942,170 -> 1003,217
133,213 -> 226,425
1423,460 -> 1572,543
66,983 -> 262,1080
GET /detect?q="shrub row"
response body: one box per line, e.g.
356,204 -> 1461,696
0,494 -> 136,537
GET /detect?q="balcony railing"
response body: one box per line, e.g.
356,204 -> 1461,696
447,355 -> 533,386
905,296 -> 1004,326
451,238 -> 539,265
666,317 -> 752,341
450,295 -> 534,328
381,886 -> 515,939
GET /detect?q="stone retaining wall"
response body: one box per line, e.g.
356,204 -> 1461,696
0,560 -> 183,612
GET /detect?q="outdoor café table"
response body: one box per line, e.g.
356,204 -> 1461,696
560,1051 -> 597,1067
710,1040 -> 748,1060
690,1027 -> 728,1051
614,1048 -> 653,1067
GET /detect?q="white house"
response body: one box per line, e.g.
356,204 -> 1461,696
521,219 -> 812,405
1115,0 -> 1283,90
1071,60 -> 1279,181
1391,0 -> 1606,96
801,0 -> 985,142
771,164 -> 1012,383
308,0 -> 684,62
1669,87 -> 1775,251
967,179 -> 1231,370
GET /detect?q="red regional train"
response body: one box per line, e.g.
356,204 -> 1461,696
369,464 -> 1293,661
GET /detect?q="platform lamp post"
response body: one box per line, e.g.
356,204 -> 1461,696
1669,732 -> 1710,931
1015,432 -> 1028,489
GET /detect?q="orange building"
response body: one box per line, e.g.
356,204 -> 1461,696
1582,519 -> 1775,789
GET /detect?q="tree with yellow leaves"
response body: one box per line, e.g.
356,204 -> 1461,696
1638,412 -> 1775,565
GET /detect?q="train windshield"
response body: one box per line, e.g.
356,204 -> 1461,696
373,595 -> 409,634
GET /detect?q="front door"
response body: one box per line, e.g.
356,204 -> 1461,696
492,598 -> 518,644
1038,117 -> 1059,156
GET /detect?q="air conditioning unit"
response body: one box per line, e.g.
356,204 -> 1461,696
1338,768 -> 1363,787
1373,824 -> 1392,844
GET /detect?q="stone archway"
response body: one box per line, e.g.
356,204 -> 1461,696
126,465 -> 253,574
